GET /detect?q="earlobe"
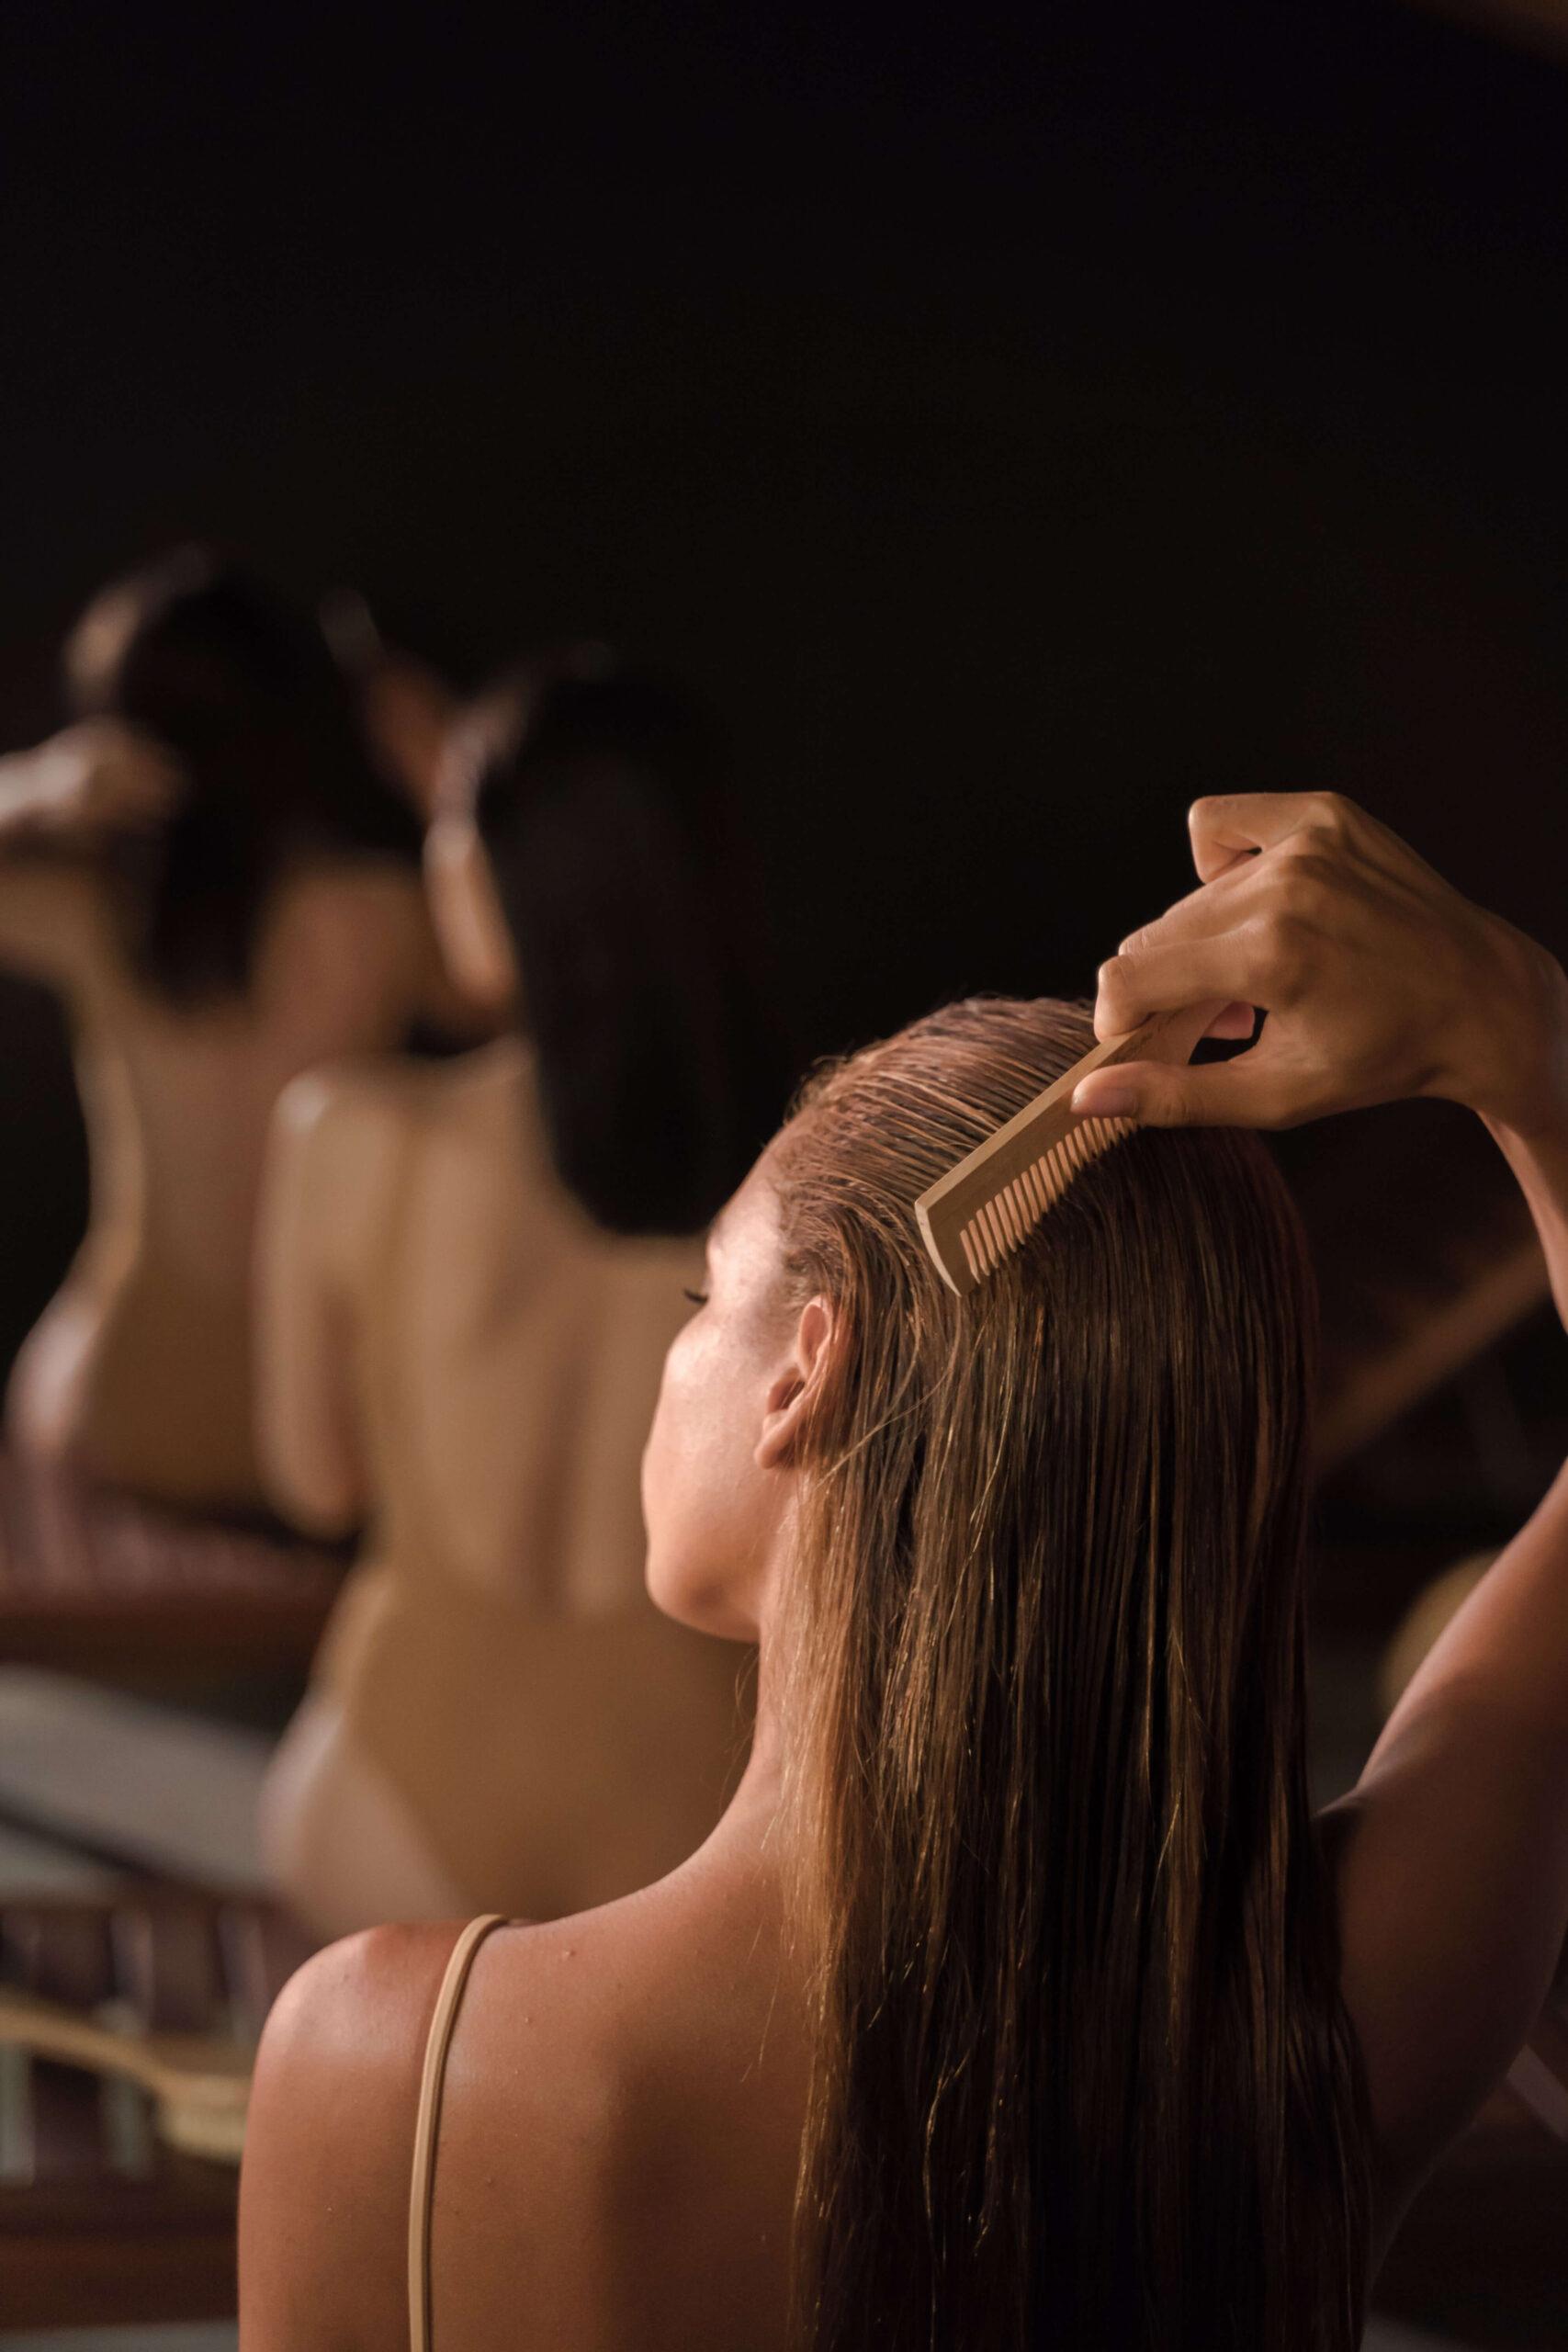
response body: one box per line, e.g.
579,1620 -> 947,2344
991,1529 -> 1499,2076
755,1296 -> 839,1470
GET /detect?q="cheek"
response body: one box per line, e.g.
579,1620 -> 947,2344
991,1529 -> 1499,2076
639,1330 -> 698,1541
641,1321 -> 771,1640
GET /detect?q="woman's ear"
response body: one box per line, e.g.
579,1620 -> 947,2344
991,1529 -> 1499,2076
424,812 -> 519,1012
756,1296 -> 840,1470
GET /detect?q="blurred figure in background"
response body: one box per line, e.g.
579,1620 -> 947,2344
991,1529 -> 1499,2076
320,586 -> 461,821
0,549 -> 460,1514
256,655 -> 786,1932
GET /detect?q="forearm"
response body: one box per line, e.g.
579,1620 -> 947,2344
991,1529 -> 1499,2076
1373,1455 -> 1568,1768
1369,1070 -> 1568,1760
1483,1109 -> 1568,1332
1370,1046 -> 1568,1773
1354,938 -> 1568,1751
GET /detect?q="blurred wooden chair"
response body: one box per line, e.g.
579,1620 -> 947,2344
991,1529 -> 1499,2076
0,1452 -> 342,1685
0,1886 -> 313,2328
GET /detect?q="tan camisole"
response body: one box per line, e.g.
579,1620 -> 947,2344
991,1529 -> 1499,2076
408,1915 -> 510,2352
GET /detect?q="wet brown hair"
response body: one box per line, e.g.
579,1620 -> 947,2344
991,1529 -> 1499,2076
772,996 -> 1370,2351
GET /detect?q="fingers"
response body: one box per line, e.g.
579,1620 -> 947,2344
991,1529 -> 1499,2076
1070,1053 -> 1291,1131
1187,789 -> 1363,884
1117,861 -> 1258,955
1093,934 -> 1270,1039
1120,793 -> 1358,956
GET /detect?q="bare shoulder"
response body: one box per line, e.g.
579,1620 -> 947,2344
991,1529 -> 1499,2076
456,1871 -> 801,2156
270,1053 -> 436,1237
272,1042 -> 534,1224
0,855 -> 117,989
239,1921 -> 473,2350
273,1049 -> 433,1156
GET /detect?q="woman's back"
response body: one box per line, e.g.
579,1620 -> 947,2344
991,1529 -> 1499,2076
258,1035 -> 746,1926
2,551 -> 448,1510
5,849 -> 445,1508
338,1038 -> 705,1600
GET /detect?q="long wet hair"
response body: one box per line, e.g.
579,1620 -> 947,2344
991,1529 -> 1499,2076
771,996 -> 1370,2352
472,658 -> 790,1235
67,548 -> 421,1002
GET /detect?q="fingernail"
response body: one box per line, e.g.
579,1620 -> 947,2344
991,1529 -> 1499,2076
1074,1083 -> 1136,1117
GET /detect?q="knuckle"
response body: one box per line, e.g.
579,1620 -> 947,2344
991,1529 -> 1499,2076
1274,845 -> 1335,911
1305,789 -> 1355,838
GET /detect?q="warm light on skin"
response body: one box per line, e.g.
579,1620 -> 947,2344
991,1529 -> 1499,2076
422,708 -> 523,1015
423,808 -> 518,1013
641,1156 -> 838,1645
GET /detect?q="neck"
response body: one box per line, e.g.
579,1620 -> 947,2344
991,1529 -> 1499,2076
684,1635 -> 790,1882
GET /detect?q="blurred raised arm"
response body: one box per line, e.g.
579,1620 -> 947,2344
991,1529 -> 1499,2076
0,721 -> 177,979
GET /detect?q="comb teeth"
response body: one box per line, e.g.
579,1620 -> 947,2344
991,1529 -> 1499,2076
955,1114 -> 1134,1278
914,1005 -> 1223,1295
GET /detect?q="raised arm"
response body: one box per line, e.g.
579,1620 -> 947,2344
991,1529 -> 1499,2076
1075,791 -> 1568,2210
0,720 -> 179,978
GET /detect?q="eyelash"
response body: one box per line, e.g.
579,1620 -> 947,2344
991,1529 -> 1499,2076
682,1288 -> 709,1308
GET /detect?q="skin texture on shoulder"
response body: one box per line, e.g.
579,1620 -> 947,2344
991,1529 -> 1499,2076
241,1826 -> 809,2352
240,1921 -> 463,2351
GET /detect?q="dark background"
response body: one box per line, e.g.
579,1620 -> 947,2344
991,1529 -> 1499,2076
1,0 -> 1565,1366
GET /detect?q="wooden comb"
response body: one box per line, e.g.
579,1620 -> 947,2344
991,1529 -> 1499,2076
914,1004 -> 1219,1295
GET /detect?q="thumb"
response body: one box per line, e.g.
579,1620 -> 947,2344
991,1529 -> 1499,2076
1070,1054 -> 1286,1131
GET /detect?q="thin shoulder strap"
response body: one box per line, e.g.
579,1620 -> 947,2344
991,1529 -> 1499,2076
408,1915 -> 508,2352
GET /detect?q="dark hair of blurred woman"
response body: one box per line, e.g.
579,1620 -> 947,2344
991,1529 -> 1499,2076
67,546 -> 422,1002
468,657 -> 789,1236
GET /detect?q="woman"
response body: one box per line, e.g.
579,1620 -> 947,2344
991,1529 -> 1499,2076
241,793 -> 1568,2349
255,660 -> 782,1931
0,549 -> 456,1512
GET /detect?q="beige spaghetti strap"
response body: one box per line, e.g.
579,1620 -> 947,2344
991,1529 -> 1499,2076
408,1914 -> 508,2352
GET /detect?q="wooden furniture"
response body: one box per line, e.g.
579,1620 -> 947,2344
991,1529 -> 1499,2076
0,1453 -> 342,1683
0,1887 -> 312,2327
